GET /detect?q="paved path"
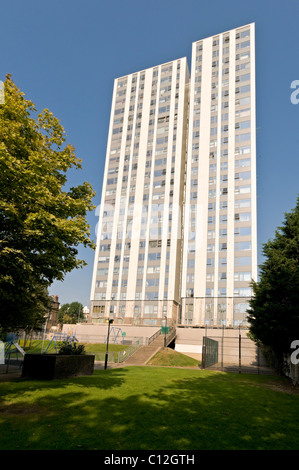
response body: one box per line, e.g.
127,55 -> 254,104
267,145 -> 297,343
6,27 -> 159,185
0,364 -> 23,382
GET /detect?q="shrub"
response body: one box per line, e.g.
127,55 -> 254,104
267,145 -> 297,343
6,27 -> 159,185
58,341 -> 85,355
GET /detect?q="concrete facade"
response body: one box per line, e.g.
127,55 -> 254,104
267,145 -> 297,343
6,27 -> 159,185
90,23 -> 257,331
175,326 -> 267,366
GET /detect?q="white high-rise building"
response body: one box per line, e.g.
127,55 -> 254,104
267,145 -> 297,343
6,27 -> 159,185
90,58 -> 190,326
90,23 -> 257,329
181,22 -> 257,327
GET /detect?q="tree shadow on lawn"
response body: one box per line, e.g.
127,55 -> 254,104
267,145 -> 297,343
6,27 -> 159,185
72,369 -> 299,450
98,371 -> 299,451
0,367 -> 298,450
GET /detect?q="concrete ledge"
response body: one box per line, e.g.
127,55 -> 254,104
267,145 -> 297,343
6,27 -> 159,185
22,354 -> 95,380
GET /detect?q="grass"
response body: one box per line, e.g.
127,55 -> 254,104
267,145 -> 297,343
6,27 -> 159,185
0,366 -> 298,450
18,339 -> 129,361
148,347 -> 200,368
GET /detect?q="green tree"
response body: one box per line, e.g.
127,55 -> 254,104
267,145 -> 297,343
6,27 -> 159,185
0,75 -> 95,330
247,196 -> 299,369
58,302 -> 84,325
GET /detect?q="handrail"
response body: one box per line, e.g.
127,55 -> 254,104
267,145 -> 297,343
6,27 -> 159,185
162,327 -> 176,346
147,329 -> 162,345
165,328 -> 176,345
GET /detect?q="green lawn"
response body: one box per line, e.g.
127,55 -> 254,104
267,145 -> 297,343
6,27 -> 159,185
0,366 -> 298,450
18,339 -> 129,361
148,347 -> 200,367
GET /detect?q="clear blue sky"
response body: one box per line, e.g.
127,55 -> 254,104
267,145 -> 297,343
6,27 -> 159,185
1,0 -> 299,307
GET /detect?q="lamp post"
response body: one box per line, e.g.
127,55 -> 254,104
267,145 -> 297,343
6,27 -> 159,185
104,318 -> 114,370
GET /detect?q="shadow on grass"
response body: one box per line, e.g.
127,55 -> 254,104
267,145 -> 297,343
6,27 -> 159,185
0,367 -> 298,450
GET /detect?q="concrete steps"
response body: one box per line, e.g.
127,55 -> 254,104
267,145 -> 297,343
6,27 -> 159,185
123,334 -> 165,366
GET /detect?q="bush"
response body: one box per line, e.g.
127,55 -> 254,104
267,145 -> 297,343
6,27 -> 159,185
58,341 -> 85,355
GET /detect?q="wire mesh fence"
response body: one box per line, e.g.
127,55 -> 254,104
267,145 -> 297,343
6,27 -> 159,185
201,332 -> 278,375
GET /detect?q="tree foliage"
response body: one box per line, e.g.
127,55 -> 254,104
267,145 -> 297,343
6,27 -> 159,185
247,196 -> 299,362
0,75 -> 95,329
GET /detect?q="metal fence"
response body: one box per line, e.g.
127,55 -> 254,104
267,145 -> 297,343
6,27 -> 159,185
92,344 -> 140,364
202,337 -> 218,368
201,332 -> 277,375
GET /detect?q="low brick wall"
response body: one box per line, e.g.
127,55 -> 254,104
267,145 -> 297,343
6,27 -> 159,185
22,354 -> 95,380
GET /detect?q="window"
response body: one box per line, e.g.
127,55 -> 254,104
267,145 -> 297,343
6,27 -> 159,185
236,51 -> 250,61
234,272 -> 251,282
219,215 -> 227,223
235,133 -> 251,143
234,287 -> 252,297
186,288 -> 194,298
235,184 -> 251,194
145,292 -> 158,300
234,256 -> 251,266
236,96 -> 250,107
236,40 -> 250,50
235,158 -> 251,168
234,302 -> 249,314
188,259 -> 195,269
235,145 -> 251,155
96,280 -> 107,288
235,171 -> 251,181
218,288 -> 227,297
146,278 -> 159,287
235,241 -> 251,251
236,85 -> 250,94
236,29 -> 250,39
235,198 -> 251,208
235,120 -> 250,130
184,304 -> 193,325
144,304 -> 158,315
235,108 -> 250,119
97,268 -> 108,276
234,226 -> 251,236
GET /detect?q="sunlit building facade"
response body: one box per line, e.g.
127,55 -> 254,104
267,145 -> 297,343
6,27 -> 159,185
90,23 -> 257,328
181,23 -> 257,327
90,58 -> 190,325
